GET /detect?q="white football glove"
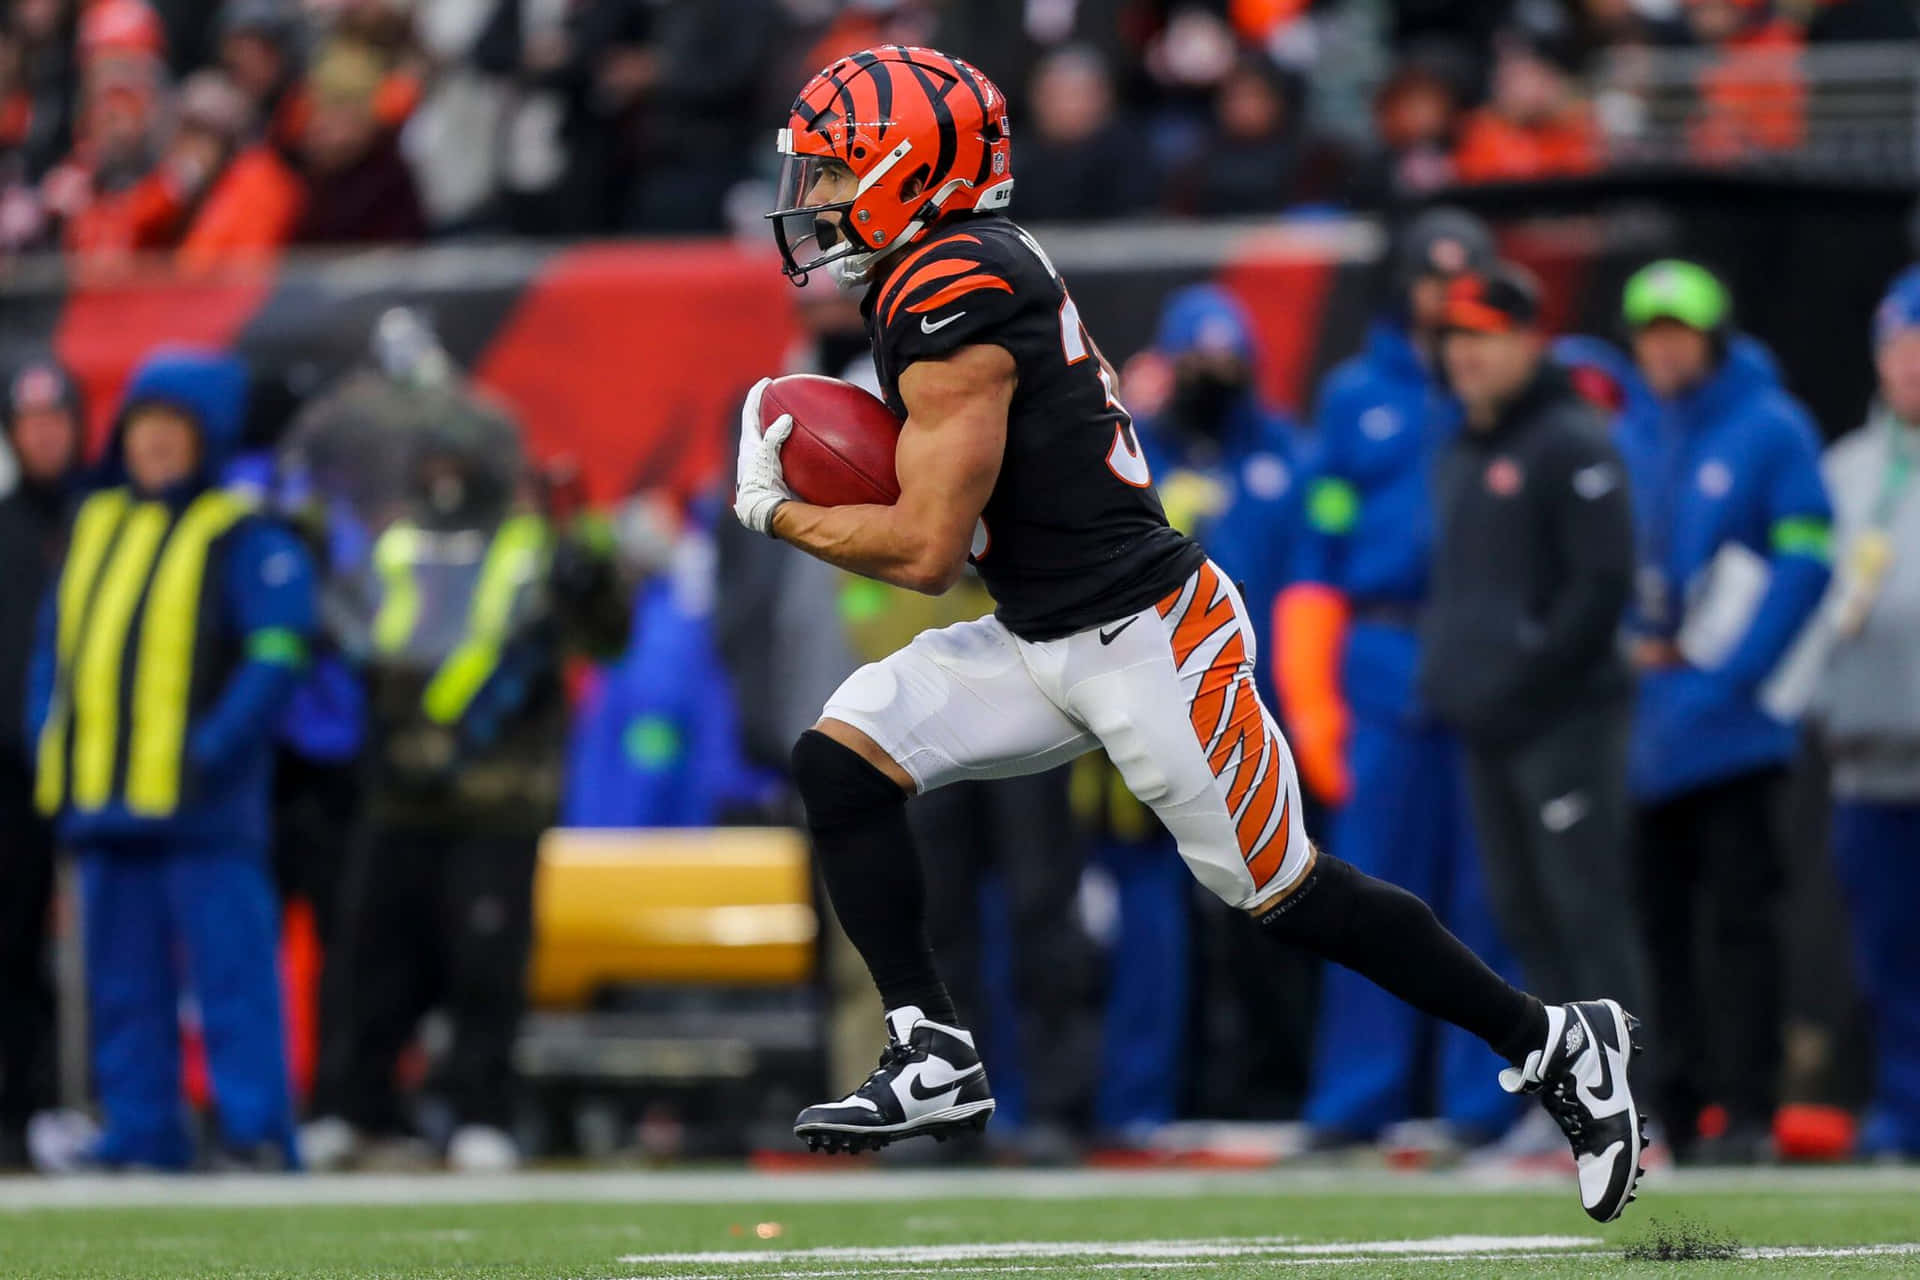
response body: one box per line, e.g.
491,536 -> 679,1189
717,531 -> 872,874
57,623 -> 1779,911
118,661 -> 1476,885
734,376 -> 795,537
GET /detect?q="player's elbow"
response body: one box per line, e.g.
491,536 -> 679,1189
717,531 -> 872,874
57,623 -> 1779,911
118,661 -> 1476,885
897,551 -> 965,595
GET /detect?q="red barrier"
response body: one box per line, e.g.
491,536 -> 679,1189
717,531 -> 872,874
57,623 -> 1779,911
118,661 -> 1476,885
54,265 -> 277,450
475,243 -> 800,504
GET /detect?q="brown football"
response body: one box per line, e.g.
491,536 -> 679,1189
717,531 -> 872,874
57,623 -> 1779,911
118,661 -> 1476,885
761,374 -> 903,507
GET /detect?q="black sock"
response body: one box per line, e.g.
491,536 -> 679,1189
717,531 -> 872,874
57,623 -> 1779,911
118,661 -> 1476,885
791,730 -> 957,1026
1260,853 -> 1547,1066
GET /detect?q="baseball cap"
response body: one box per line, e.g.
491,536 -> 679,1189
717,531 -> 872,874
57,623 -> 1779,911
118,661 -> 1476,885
1442,264 -> 1542,334
1873,264 -> 1920,349
1396,206 -> 1496,289
1623,259 -> 1731,332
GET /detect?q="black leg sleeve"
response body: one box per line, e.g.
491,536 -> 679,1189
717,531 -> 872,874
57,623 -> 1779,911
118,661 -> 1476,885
793,730 -> 957,1026
1260,852 -> 1547,1067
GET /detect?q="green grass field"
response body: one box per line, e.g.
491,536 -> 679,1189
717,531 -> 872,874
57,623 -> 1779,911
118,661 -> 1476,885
3,1167 -> 1918,1279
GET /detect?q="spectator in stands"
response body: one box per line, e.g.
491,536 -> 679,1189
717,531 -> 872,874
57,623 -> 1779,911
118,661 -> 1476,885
292,41 -> 424,244
1684,0 -> 1806,162
0,358 -> 83,1171
1348,44 -> 1466,206
618,0 -> 781,232
28,348 -> 315,1171
1140,5 -> 1246,173
64,70 -> 257,263
1453,26 -> 1602,185
219,0 -> 305,146
172,74 -> 304,271
1815,265 -> 1920,1161
1167,52 -> 1306,216
1012,46 -> 1152,224
1614,259 -> 1832,1163
5,0 -> 80,188
39,0 -> 168,250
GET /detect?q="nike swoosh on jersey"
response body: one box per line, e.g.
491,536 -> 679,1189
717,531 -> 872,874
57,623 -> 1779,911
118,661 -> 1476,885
1099,617 -> 1138,645
920,311 -> 966,334
906,1064 -> 985,1100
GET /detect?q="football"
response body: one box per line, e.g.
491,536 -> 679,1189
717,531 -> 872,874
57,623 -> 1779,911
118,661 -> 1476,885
762,374 -> 903,507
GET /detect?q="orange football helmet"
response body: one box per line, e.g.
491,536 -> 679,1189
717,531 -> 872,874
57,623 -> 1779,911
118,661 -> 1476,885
769,45 -> 1013,285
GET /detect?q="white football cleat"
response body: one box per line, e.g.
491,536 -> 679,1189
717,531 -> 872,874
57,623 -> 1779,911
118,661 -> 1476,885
795,1006 -> 996,1155
1500,999 -> 1649,1222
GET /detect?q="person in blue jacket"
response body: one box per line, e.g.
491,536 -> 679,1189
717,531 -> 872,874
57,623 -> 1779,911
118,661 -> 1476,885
1274,208 -> 1518,1148
564,501 -> 767,828
1614,260 -> 1833,1162
1092,284 -> 1306,1133
26,348 -> 316,1170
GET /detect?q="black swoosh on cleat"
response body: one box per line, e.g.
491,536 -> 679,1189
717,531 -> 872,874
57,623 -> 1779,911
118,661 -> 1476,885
1098,618 -> 1138,646
908,1066 -> 984,1100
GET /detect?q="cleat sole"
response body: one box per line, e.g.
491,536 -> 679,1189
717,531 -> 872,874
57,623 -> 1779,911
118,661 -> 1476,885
793,1099 -> 996,1155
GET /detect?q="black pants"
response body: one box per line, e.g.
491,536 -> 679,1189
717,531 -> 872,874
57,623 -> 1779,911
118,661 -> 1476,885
322,823 -> 537,1134
910,766 -> 1097,1129
1464,700 -> 1647,1009
0,762 -> 56,1149
1634,767 -> 1787,1138
271,752 -> 362,1119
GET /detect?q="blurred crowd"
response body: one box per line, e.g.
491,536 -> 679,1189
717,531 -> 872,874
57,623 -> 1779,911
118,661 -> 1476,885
2,203 -> 1918,1173
2,0 -> 1917,264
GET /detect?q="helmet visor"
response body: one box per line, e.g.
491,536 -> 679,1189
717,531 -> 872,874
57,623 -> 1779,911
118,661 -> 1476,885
768,151 -> 860,282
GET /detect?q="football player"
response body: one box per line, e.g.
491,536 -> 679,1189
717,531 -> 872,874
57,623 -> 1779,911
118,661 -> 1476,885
734,45 -> 1647,1221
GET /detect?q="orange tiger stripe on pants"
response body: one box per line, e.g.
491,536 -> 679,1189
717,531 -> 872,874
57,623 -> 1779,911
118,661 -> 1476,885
1157,563 -> 1295,895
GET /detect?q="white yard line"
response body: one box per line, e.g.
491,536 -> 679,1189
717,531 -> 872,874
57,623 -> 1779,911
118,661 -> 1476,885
5,1165 -> 1920,1210
614,1235 -> 1601,1266
625,1243 -> 1920,1280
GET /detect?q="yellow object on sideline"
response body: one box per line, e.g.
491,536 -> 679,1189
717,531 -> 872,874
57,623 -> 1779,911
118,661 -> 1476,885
529,827 -> 816,1007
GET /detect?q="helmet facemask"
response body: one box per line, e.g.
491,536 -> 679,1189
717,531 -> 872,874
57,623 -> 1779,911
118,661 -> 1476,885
769,135 -> 929,287
769,149 -> 865,285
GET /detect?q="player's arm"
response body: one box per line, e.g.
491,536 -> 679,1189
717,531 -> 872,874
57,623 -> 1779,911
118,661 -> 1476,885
768,344 -> 1013,594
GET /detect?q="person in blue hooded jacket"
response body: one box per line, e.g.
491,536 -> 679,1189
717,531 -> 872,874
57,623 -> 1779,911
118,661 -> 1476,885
26,347 -> 315,1171
1614,260 -> 1833,1162
1274,208 -> 1519,1148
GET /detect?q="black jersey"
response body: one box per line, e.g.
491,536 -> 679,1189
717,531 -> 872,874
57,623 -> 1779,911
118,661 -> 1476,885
861,213 -> 1204,642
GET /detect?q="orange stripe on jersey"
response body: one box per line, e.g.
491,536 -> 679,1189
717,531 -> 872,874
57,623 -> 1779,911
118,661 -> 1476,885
906,272 -> 1014,315
1172,567 -> 1236,667
876,232 -> 982,325
882,257 -> 977,325
1244,793 -> 1292,888
892,256 -> 976,298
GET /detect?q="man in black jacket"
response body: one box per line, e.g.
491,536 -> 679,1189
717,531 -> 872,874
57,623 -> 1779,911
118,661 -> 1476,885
0,359 -> 84,1167
1420,265 -> 1648,1021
